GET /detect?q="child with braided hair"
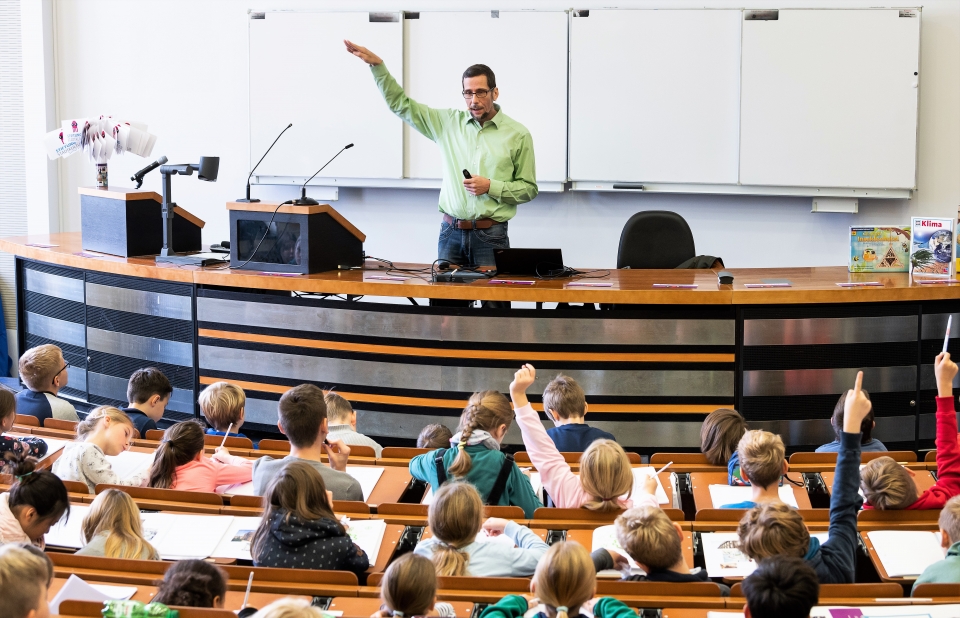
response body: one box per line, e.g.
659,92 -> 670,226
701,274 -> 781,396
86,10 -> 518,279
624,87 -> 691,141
410,391 -> 542,517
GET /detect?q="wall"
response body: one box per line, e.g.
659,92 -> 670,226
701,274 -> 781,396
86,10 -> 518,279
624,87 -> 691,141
39,0 -> 960,269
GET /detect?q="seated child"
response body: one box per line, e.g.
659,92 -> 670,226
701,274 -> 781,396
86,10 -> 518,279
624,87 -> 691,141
816,388 -> 886,453
511,364 -> 658,510
418,424 -> 453,449
147,420 -> 252,493
0,544 -> 55,618
741,556 -> 819,618
0,455 -> 70,547
410,390 -> 543,517
736,372 -> 867,584
861,352 -> 959,509
121,367 -> 172,436
914,494 -> 960,587
252,384 -> 362,500
0,387 -> 47,467
414,481 -> 548,577
721,430 -> 787,508
52,406 -> 144,493
700,408 -> 747,481
15,344 -> 78,423
76,489 -> 158,559
252,460 -> 369,574
324,392 -> 383,457
200,381 -> 248,439
478,541 -> 637,618
250,599 -> 324,618
373,552 -> 455,618
541,374 -> 614,452
592,505 -> 729,595
152,559 -> 227,608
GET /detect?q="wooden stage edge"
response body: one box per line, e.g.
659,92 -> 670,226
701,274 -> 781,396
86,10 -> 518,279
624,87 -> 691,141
4,233 -> 960,304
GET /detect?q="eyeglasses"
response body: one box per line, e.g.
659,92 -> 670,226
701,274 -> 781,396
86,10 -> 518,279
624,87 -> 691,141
462,89 -> 492,100
52,363 -> 67,385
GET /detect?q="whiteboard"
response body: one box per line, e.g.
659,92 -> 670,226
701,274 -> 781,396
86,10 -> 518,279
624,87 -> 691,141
569,10 -> 742,184
739,9 -> 921,189
249,12 -> 404,180
404,11 -> 568,183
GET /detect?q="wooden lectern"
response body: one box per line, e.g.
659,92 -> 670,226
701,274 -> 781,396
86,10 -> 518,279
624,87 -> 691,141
79,187 -> 204,257
227,202 -> 365,274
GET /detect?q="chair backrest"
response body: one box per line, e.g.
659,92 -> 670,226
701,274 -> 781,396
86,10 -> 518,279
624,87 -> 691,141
59,600 -> 235,618
617,211 -> 696,269
48,552 -> 170,582
857,508 -> 941,527
218,564 -> 359,596
532,506 -> 684,529
516,451 -> 642,466
380,446 -> 430,459
790,450 -> 917,465
650,453 -> 710,465
145,429 -> 165,440
44,417 -> 78,431
14,414 -> 39,427
203,434 -> 254,449
0,474 -> 89,495
912,582 -> 960,598
258,438 -> 291,452
925,450 -> 937,463
596,580 -> 722,598
95,484 -> 223,514
730,582 -> 902,598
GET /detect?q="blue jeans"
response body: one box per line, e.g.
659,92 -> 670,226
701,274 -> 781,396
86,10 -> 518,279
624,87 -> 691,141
437,220 -> 509,268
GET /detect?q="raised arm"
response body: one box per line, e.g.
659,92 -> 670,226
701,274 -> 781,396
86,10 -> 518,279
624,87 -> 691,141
488,133 -> 538,206
929,353 -> 960,499
344,40 -> 446,142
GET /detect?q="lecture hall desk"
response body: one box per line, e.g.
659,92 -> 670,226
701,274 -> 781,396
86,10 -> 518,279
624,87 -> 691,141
4,231 -> 960,452
689,472 -> 812,512
820,469 -> 936,496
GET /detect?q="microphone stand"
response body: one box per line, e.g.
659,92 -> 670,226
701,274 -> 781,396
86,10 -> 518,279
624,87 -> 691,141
295,144 -> 354,205
238,123 -> 293,203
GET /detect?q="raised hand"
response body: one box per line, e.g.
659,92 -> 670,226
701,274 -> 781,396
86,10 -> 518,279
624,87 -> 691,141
843,371 -> 872,434
509,364 -> 536,408
935,352 -> 957,398
344,40 -> 382,66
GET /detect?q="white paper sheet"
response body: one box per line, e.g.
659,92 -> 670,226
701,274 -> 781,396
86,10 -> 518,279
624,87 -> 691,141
40,438 -> 70,461
211,516 -> 262,560
813,605 -> 956,617
221,481 -> 255,496
706,613 -> 744,618
49,575 -> 136,613
475,530 -> 519,548
702,531 -> 828,578
104,450 -> 154,482
44,504 -> 90,549
344,518 -> 387,561
708,484 -> 799,509
345,466 -> 384,502
140,512 -> 234,560
630,467 -> 669,505
867,530 -> 945,577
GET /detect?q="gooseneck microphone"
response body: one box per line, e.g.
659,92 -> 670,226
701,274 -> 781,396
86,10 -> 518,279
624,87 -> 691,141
295,143 -> 354,205
131,155 -> 168,189
237,123 -> 293,203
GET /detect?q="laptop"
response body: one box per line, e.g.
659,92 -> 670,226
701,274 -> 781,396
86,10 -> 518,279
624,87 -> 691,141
493,248 -> 565,276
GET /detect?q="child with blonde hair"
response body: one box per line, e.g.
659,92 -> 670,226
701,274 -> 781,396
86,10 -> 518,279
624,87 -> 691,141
414,481 -> 547,577
200,381 -> 248,439
372,552 -> 456,618
147,420 -> 251,492
479,541 -> 636,618
418,424 -> 453,450
52,406 -> 143,493
76,489 -> 158,559
0,544 -> 54,618
410,390 -> 542,517
735,372 -> 869,583
0,387 -> 48,467
861,352 -> 960,510
325,392 -> 383,457
509,364 -> 658,510
914,494 -> 960,587
592,506 -> 729,594
720,430 -> 788,509
16,343 -> 78,423
699,408 -> 748,483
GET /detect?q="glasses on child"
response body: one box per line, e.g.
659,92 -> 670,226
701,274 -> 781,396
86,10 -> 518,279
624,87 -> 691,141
52,363 -> 67,385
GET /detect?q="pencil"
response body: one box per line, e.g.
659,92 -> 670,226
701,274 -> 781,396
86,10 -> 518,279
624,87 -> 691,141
219,423 -> 233,448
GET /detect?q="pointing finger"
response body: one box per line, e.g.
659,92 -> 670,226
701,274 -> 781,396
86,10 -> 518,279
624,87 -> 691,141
853,370 -> 863,394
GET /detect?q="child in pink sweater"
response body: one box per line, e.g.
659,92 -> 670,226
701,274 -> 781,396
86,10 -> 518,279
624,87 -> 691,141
147,420 -> 252,493
509,364 -> 659,510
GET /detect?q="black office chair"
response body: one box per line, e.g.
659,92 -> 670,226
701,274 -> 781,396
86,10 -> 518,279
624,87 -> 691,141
616,210 -> 696,269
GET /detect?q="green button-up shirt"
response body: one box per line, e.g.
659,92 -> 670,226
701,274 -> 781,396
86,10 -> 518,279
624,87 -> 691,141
371,63 -> 538,222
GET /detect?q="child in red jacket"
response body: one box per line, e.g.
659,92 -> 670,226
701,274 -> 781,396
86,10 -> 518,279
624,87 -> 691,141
861,352 -> 959,510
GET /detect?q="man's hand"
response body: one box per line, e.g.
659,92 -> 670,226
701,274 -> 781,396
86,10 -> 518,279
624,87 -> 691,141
935,351 -> 957,398
324,438 -> 351,472
510,364 -> 536,408
344,40 -> 382,66
463,176 -> 491,196
843,371 -> 872,434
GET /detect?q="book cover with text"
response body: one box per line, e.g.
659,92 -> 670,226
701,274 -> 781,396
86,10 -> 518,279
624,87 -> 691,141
910,217 -> 955,277
849,226 -> 910,273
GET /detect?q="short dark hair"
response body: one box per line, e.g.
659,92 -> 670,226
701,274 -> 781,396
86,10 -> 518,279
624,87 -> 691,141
462,64 -> 496,89
153,559 -> 227,608
278,384 -> 327,448
741,556 -> 819,618
127,367 -> 173,404
831,388 -> 873,443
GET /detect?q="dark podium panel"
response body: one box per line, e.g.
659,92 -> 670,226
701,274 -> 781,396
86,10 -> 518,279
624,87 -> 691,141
227,202 -> 365,274
79,186 -> 204,257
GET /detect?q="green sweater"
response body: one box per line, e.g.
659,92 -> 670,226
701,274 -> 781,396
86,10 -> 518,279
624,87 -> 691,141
913,541 -> 960,589
409,445 -> 543,518
479,595 -> 637,618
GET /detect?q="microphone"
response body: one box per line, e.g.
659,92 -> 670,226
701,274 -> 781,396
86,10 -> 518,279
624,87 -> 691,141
295,143 -> 354,205
237,123 -> 293,203
131,156 -> 168,189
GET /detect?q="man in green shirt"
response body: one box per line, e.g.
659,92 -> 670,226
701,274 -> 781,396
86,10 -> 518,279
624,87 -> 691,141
345,40 -> 538,268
